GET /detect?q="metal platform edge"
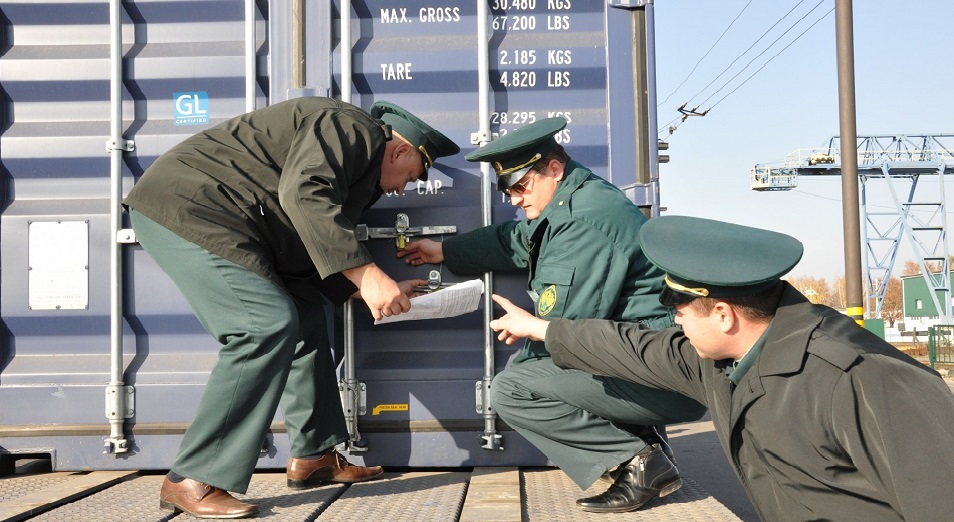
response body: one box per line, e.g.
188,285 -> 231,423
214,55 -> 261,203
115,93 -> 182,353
1,467 -> 743,521
0,470 -> 138,522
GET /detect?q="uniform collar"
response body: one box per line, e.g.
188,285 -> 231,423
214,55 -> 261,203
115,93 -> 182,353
526,161 -> 589,233
726,323 -> 772,385
756,282 -> 824,376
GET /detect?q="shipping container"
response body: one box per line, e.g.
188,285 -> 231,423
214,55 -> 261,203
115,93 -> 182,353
0,0 -> 663,471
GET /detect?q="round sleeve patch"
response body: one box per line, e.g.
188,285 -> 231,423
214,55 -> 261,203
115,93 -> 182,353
537,285 -> 558,317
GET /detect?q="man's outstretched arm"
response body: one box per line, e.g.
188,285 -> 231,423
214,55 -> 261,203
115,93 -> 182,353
489,294 -> 705,402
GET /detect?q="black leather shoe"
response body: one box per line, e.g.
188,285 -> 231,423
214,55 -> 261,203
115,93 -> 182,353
577,443 -> 682,513
599,425 -> 677,483
597,465 -> 623,484
634,426 -> 677,467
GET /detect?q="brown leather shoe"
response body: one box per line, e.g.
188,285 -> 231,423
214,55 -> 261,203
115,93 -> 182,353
287,449 -> 384,489
159,477 -> 258,519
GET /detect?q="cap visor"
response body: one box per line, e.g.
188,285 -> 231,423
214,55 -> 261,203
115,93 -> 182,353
497,167 -> 532,193
659,286 -> 698,307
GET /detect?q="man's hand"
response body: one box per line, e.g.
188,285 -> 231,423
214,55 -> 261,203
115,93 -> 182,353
489,294 -> 550,343
396,239 -> 444,266
397,278 -> 430,298
343,263 -> 410,320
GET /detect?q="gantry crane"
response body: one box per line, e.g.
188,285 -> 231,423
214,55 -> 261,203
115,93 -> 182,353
751,134 -> 954,323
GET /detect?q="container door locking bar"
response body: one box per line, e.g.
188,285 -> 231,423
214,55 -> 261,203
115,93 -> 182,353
414,270 -> 455,293
355,213 -> 457,249
341,213 -> 456,451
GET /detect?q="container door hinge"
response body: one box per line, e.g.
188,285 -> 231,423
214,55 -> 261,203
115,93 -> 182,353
105,139 -> 135,153
339,380 -> 368,452
116,229 -> 138,244
103,385 -> 134,454
470,130 -> 497,147
476,379 -> 504,450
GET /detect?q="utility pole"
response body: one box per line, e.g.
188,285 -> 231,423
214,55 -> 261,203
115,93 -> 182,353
835,0 -> 863,326
611,0 -> 659,218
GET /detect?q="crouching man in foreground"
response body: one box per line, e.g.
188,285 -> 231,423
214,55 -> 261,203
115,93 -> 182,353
489,215 -> 954,521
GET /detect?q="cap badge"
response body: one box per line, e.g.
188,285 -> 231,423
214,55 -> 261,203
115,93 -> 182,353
418,145 -> 433,168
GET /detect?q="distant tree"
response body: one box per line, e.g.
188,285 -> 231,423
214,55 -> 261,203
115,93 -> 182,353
832,276 -> 847,309
901,258 -> 946,277
788,276 -> 833,306
902,260 -> 921,276
880,277 -> 903,327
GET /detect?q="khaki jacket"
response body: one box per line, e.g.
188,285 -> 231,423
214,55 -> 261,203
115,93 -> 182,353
124,98 -> 389,303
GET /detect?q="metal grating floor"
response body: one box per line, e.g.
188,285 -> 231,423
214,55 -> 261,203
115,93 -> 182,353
0,475 -> 73,504
27,476 -> 176,522
318,472 -> 468,521
1,468 -> 741,521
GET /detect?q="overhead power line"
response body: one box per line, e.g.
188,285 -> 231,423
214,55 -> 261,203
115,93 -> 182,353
658,0 -> 833,138
703,4 -> 833,112
657,0 -> 754,106
672,0 -> 809,111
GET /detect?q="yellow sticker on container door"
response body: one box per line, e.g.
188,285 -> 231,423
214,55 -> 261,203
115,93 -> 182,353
372,403 -> 409,415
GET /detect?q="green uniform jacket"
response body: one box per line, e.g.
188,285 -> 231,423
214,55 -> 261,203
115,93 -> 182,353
124,98 -> 390,303
444,162 -> 669,364
547,283 -> 954,521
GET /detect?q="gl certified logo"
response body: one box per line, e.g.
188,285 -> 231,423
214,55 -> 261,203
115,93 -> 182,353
173,91 -> 209,126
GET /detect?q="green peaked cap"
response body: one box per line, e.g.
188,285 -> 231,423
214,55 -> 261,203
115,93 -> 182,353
639,216 -> 804,306
370,101 -> 460,181
465,117 -> 567,192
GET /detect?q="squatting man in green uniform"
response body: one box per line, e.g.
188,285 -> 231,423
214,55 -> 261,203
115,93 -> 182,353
123,98 -> 459,518
489,216 -> 954,520
398,118 -> 706,513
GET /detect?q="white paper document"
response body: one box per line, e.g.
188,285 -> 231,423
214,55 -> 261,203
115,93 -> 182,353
375,279 -> 485,325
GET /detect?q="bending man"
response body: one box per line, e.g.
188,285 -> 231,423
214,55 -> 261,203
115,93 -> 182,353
124,98 -> 459,519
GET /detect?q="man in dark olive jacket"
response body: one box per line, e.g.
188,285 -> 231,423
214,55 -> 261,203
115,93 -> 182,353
489,215 -> 954,521
124,97 -> 458,519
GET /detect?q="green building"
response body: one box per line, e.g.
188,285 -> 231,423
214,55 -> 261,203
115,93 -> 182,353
901,272 -> 953,318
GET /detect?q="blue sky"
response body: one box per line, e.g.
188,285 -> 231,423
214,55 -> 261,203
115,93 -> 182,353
653,0 -> 953,281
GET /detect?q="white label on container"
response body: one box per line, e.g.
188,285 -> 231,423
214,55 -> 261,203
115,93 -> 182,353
28,221 -> 89,310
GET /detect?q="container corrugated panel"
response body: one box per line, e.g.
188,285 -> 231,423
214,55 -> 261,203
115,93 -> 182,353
0,0 -> 269,470
339,0 -> 644,467
0,0 -> 648,470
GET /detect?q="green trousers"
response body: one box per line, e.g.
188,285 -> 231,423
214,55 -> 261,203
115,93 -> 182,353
491,357 -> 707,490
131,210 -> 348,493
